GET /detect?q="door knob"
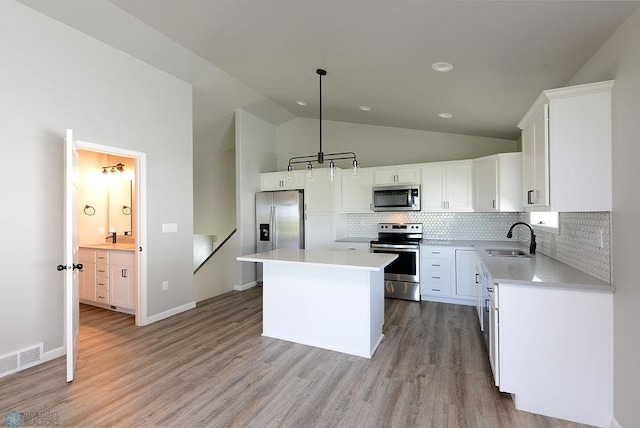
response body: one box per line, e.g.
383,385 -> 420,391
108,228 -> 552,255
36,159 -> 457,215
73,263 -> 83,271
57,265 -> 67,271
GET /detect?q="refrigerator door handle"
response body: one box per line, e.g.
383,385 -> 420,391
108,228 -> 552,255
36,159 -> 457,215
271,206 -> 276,250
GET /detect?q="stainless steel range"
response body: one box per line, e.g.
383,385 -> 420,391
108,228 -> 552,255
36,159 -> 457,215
370,223 -> 422,301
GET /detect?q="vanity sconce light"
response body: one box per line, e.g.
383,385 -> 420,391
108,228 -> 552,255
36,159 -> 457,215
102,163 -> 125,174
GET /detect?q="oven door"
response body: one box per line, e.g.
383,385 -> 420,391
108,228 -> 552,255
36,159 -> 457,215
370,243 -> 419,283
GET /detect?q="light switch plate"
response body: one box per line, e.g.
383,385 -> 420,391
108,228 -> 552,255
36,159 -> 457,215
162,223 -> 178,233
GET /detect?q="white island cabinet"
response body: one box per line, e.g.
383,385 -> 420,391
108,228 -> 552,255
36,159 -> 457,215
237,249 -> 397,358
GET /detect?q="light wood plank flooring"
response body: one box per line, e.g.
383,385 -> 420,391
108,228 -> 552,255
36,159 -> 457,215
1,287 -> 590,427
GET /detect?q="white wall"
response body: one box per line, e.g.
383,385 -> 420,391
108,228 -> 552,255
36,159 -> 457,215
0,1 -> 193,356
566,7 -> 640,427
234,110 -> 279,288
276,118 -> 518,170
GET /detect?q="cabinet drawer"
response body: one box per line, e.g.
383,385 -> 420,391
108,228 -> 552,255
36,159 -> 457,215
421,257 -> 451,271
421,246 -> 454,258
421,271 -> 452,284
96,251 -> 109,263
96,291 -> 110,304
110,251 -> 135,266
96,276 -> 109,290
334,242 -> 370,252
96,263 -> 109,278
421,281 -> 453,296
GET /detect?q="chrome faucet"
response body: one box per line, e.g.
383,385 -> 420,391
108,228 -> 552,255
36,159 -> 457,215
507,222 -> 536,254
105,231 -> 117,244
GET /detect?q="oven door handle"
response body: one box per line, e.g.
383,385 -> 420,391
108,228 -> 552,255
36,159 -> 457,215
371,244 -> 419,250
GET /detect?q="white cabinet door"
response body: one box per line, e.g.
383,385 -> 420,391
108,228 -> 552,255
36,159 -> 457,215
421,162 -> 472,211
521,104 -> 549,208
305,173 -> 333,212
475,255 -> 483,331
373,166 -> 421,185
78,250 -> 96,301
455,250 -> 476,298
473,156 -> 498,211
421,167 -> 445,210
261,171 -> 305,191
109,251 -> 135,309
445,163 -> 472,211
341,169 -> 373,213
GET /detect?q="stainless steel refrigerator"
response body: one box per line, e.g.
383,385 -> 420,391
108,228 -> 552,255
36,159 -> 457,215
255,190 -> 305,284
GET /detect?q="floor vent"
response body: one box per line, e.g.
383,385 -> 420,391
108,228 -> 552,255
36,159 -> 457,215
0,343 -> 43,378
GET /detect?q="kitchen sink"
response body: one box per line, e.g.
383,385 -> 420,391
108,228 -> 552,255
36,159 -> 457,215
486,249 -> 532,258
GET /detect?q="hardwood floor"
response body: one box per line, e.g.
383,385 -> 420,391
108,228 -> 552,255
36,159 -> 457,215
1,288 -> 590,427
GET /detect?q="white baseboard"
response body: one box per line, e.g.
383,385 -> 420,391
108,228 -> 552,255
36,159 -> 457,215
611,416 -> 622,428
143,301 -> 196,325
234,281 -> 257,291
43,346 -> 65,362
420,295 -> 475,306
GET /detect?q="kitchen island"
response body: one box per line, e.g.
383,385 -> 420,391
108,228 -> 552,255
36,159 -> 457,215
237,249 -> 397,358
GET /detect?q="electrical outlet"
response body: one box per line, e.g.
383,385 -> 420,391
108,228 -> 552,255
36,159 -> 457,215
99,227 -> 105,235
162,280 -> 168,291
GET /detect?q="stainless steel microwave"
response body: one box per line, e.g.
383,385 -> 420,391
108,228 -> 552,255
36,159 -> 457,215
372,185 -> 421,212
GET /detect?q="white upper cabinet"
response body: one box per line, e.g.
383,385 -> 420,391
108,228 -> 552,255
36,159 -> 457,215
260,170 -> 305,191
373,166 -> 421,185
518,81 -> 613,212
473,153 -> 523,212
421,161 -> 473,211
341,168 -> 373,213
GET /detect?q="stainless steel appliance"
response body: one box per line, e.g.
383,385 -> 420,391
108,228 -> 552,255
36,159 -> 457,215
255,190 -> 304,284
372,185 -> 420,212
370,223 -> 422,301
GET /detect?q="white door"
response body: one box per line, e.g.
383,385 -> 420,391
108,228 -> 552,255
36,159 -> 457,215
63,129 -> 80,382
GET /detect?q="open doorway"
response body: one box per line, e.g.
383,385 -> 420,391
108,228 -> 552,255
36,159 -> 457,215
75,141 -> 148,326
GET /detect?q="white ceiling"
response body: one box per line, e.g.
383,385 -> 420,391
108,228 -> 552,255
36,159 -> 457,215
20,0 -> 640,141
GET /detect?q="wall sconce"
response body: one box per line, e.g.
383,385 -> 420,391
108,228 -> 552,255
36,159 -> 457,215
102,163 -> 125,174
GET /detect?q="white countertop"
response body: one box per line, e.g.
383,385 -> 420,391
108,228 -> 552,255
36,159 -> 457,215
80,243 -> 136,251
237,248 -> 397,271
472,241 -> 612,292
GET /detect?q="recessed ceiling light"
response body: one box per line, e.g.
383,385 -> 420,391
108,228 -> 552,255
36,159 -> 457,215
296,101 -> 307,106
359,105 -> 372,111
431,62 -> 454,72
438,113 -> 453,119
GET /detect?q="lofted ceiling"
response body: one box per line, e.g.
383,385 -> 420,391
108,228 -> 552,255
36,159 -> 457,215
19,0 -> 640,141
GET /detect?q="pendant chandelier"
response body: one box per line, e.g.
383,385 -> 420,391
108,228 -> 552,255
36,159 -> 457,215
287,69 -> 358,182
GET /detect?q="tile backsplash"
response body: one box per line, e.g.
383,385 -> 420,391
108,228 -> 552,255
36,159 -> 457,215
346,211 -> 611,284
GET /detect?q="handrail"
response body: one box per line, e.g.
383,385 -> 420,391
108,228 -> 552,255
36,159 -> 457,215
194,228 -> 237,274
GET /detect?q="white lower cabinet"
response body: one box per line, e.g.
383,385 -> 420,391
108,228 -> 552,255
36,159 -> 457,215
497,283 -> 613,427
79,248 -> 135,312
420,246 -> 454,298
420,246 -> 476,305
454,250 -> 477,299
109,251 -> 136,309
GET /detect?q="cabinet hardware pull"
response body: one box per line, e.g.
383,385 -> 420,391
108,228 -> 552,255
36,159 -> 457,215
432,264 -> 440,267
432,288 -> 440,292
475,273 -> 480,283
487,287 -> 493,292
527,190 -> 534,204
485,299 -> 490,312
432,276 -> 440,279
492,200 -> 496,208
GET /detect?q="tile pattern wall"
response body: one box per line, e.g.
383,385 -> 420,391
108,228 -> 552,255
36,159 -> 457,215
347,212 -> 520,241
516,212 -> 611,283
347,211 -> 611,284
